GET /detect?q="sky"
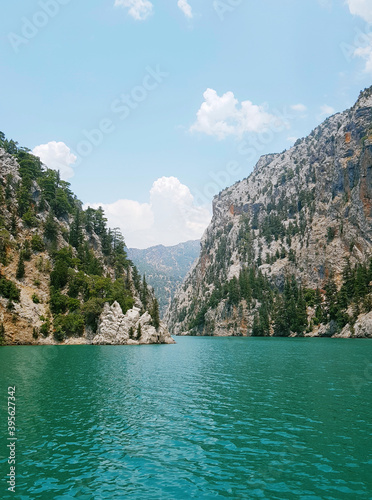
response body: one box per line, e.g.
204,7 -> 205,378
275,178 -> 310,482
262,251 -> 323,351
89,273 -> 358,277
0,0 -> 372,248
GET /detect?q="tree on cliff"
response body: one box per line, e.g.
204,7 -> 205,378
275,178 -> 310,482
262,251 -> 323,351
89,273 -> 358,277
151,298 -> 160,330
16,252 -> 25,279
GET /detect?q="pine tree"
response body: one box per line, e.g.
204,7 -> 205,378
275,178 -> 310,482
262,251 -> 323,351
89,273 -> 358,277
136,323 -> 142,340
355,265 -> 368,300
273,294 -> 290,336
5,175 -> 12,202
295,287 -> 308,335
314,288 -> 325,324
251,313 -> 262,336
228,276 -> 240,305
69,210 -> 83,249
341,259 -> 355,300
141,275 -> 148,309
10,212 -> 17,236
16,252 -> 25,279
0,322 -> 5,345
44,211 -> 58,242
151,298 -> 160,330
325,275 -> 338,321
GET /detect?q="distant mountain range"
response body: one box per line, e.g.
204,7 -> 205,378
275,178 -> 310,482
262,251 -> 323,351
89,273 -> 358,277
127,240 -> 200,317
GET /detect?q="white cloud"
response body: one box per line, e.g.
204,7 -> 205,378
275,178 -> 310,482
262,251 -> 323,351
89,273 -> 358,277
114,0 -> 153,20
287,136 -> 298,143
178,0 -> 193,18
291,103 -> 307,112
85,177 -> 211,249
345,1 -> 372,74
319,104 -> 335,117
190,88 -> 280,139
32,141 -> 77,181
346,0 -> 372,24
354,34 -> 372,74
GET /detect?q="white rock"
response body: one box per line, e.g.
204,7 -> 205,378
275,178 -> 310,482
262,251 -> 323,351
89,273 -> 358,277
92,301 -> 175,345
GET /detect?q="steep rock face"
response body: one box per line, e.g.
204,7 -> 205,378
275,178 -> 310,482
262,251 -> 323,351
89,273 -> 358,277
336,311 -> 372,339
167,87 -> 372,337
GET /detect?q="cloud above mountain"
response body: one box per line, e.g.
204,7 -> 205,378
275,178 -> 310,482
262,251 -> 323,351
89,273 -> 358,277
85,176 -> 211,248
32,141 -> 77,180
190,88 -> 280,140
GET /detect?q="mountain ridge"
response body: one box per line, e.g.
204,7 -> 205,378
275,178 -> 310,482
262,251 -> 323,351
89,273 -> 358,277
166,86 -> 372,338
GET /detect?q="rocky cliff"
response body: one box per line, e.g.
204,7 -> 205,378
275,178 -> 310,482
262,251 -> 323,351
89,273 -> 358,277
0,139 -> 174,345
167,87 -> 372,338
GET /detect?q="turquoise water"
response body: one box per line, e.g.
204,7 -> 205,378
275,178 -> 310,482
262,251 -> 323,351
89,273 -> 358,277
0,337 -> 372,499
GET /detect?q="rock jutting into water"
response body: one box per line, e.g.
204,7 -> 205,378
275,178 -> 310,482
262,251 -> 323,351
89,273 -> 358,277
92,302 -> 175,345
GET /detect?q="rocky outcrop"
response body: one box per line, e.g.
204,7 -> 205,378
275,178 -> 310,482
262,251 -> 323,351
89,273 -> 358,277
336,311 -> 372,338
167,86 -> 372,337
92,301 -> 175,345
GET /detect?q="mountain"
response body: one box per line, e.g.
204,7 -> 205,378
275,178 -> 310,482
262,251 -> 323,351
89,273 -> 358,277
127,240 -> 200,318
0,135 -> 174,345
167,87 -> 372,339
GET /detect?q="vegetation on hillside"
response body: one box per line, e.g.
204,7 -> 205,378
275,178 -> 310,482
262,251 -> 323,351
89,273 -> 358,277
0,132 -> 160,341
175,210 -> 372,337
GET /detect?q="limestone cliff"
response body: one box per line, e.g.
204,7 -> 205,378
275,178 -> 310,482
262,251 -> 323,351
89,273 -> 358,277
167,87 -> 372,338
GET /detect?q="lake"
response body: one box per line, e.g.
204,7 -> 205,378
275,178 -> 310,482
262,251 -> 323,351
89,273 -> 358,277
0,337 -> 371,499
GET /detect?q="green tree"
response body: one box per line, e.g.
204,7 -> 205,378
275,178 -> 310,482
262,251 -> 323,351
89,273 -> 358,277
31,234 -> 45,252
228,276 -> 240,305
136,323 -> 142,340
69,210 -> 83,249
82,298 -> 105,332
141,275 -> 148,309
44,212 -> 58,242
0,323 -> 5,345
325,275 -> 339,321
273,295 -> 290,336
16,252 -> 25,279
151,298 -> 160,330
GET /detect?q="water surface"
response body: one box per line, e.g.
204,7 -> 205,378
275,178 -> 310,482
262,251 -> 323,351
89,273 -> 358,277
0,337 -> 371,499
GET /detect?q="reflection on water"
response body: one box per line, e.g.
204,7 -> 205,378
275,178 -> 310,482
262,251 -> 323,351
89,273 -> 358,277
0,338 -> 371,499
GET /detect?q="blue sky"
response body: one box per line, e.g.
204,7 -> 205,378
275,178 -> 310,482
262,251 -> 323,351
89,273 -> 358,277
1,0 -> 372,247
